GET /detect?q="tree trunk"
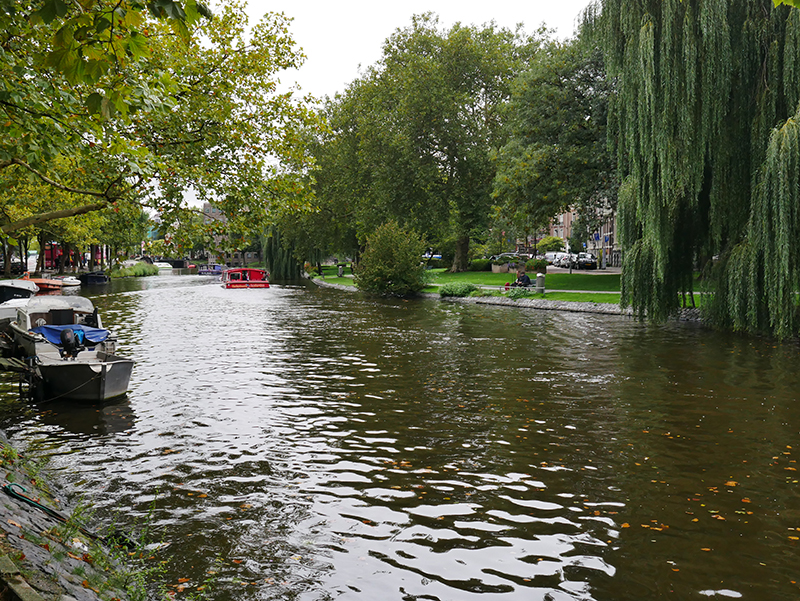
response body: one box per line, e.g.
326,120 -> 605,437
450,236 -> 470,272
59,243 -> 68,273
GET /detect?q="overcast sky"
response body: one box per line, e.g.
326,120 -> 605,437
245,0 -> 595,99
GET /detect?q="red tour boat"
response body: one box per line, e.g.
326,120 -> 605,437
221,268 -> 270,289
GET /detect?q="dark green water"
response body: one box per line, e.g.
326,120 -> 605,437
1,274 -> 798,600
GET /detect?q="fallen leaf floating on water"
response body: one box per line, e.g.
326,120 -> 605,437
725,481 -> 737,487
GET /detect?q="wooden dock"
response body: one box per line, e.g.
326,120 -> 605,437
0,358 -> 28,373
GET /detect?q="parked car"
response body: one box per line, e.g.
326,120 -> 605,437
576,252 -> 598,270
554,253 -> 577,268
489,252 -> 521,262
0,260 -> 26,274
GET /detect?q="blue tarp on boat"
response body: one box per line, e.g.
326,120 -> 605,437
31,325 -> 109,346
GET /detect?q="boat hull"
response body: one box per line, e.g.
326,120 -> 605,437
35,352 -> 134,402
223,282 -> 270,289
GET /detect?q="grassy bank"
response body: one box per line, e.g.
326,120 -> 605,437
312,266 -> 621,301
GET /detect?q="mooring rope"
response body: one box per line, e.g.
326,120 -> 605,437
2,483 -> 134,549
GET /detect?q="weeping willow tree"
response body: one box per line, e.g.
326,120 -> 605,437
262,228 -> 301,280
600,0 -> 800,336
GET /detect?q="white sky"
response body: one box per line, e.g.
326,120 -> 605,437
245,0 -> 595,99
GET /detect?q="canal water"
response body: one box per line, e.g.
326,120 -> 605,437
0,274 -> 798,600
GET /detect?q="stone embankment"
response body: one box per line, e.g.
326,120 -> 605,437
0,432 -> 133,601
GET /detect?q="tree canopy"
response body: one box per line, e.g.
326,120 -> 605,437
0,0 -> 317,248
299,14 -> 541,271
492,34 -> 616,233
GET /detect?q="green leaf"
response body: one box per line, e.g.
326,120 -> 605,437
126,31 -> 151,59
86,92 -> 103,115
95,17 -> 111,33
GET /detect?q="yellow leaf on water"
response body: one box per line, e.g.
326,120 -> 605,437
725,481 -> 737,487
621,523 -> 630,528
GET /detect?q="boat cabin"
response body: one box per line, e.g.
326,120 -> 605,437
221,268 -> 270,289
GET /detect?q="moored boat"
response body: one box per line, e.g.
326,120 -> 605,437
221,268 -> 270,289
0,279 -> 39,329
78,271 -> 110,285
7,296 -> 134,402
20,272 -> 62,292
52,275 -> 81,287
0,279 -> 39,303
197,264 -> 224,276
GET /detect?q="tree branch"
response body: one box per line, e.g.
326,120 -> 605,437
2,202 -> 111,234
3,158 -> 116,199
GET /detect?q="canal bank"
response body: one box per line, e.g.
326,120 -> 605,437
0,431 -> 135,601
311,277 -> 705,322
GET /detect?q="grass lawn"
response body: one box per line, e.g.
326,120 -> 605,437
426,268 -> 621,292
317,275 -> 356,286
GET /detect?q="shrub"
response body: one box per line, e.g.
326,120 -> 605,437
439,282 -> 478,297
526,258 -> 547,272
468,259 -> 491,271
354,221 -> 427,295
507,287 -> 537,300
109,263 -> 160,278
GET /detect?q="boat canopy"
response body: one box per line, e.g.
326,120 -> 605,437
23,296 -> 95,314
31,324 -> 109,346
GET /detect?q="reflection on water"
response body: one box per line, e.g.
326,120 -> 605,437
1,274 -> 799,600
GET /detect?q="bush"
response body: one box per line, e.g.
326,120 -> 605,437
507,286 -> 536,300
354,221 -> 427,295
109,263 -> 160,278
468,259 -> 491,271
526,258 -> 547,272
439,282 -> 478,297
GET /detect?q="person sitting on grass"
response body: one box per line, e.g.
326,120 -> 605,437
510,271 -> 531,287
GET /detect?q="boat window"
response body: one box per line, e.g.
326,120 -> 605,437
50,308 -> 74,325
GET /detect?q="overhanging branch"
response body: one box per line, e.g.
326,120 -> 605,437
2,202 -> 111,234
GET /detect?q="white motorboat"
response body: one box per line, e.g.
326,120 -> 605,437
154,262 -> 173,270
52,275 -> 81,287
7,296 -> 134,402
0,279 -> 39,328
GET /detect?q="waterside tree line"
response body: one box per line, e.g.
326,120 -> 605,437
294,0 -> 800,340
3,1 -> 800,338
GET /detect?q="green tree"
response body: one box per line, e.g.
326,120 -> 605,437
0,0 -> 208,232
354,221 -> 427,296
0,0 -> 316,242
600,0 -> 800,335
493,34 -> 616,236
536,236 -> 565,253
308,14 -> 540,271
